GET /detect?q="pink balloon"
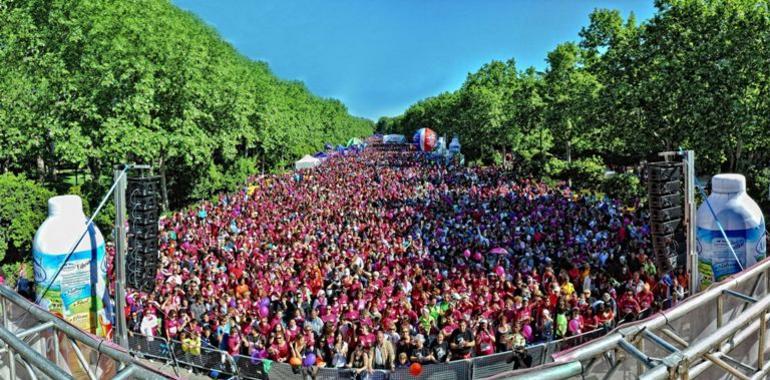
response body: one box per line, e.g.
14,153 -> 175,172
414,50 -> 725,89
522,325 -> 532,341
473,252 -> 483,261
495,266 -> 505,277
463,249 -> 471,259
259,305 -> 269,318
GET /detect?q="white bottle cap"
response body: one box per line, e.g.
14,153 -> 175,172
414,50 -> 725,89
48,195 -> 85,217
711,174 -> 746,194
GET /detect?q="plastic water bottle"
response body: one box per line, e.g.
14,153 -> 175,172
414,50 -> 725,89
33,195 -> 111,337
697,174 -> 766,287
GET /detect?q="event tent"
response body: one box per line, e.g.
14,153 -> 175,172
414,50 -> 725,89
383,134 -> 406,144
294,155 -> 322,170
346,137 -> 364,147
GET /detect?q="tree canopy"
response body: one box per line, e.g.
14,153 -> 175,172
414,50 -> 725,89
379,0 -> 770,200
0,0 -> 372,267
0,0 -> 372,209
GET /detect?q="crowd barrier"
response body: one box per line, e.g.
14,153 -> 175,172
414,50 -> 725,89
125,333 -> 580,380
125,298 -> 679,379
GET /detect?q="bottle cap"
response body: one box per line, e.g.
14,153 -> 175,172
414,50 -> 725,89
48,195 -> 85,217
711,174 -> 746,194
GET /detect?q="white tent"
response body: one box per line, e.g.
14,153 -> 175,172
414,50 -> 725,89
295,155 -> 322,170
437,137 -> 447,152
383,134 -> 406,144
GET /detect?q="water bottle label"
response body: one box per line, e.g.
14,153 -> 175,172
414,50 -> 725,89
33,245 -> 107,335
697,224 -> 766,287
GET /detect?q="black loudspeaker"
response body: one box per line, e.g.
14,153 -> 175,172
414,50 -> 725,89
126,176 -> 161,293
646,162 -> 684,272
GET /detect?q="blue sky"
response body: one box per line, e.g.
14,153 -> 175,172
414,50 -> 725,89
173,1 -> 657,120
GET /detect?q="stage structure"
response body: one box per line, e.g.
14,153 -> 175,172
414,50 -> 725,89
491,151 -> 770,380
0,284 -> 172,380
0,164 -> 172,380
492,257 -> 770,380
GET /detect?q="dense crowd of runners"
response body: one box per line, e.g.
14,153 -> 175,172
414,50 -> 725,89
124,138 -> 687,373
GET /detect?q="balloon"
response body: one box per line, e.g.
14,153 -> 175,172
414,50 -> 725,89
289,357 -> 302,367
463,249 -> 471,259
568,319 -> 580,334
473,252 -> 483,261
409,362 -> 423,376
412,128 -> 438,152
495,266 -> 505,277
260,297 -> 271,307
259,305 -> 269,318
522,325 -> 533,341
303,353 -> 316,367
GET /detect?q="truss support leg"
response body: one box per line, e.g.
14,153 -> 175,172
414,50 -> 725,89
661,327 -> 751,380
602,357 -> 624,380
67,336 -> 97,380
717,295 -> 724,328
618,339 -> 655,369
757,313 -> 767,371
643,330 -> 680,354
723,289 -> 758,304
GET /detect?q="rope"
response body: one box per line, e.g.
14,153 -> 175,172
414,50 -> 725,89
696,186 -> 744,272
678,148 -> 744,273
36,165 -> 132,304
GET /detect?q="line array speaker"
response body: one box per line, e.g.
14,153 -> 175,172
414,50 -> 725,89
126,176 -> 161,293
646,162 -> 684,272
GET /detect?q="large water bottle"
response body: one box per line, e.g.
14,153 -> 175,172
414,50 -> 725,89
697,174 -> 766,287
33,195 -> 112,338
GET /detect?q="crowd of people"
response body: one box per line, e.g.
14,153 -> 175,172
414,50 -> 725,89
123,138 -> 687,374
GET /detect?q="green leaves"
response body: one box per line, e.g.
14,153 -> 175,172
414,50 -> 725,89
1,0 -> 373,210
0,173 -> 53,262
385,0 -> 770,208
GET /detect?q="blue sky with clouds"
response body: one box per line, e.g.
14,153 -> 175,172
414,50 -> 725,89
173,0 -> 657,120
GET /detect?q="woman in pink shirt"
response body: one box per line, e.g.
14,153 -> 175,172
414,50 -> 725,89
356,325 -> 376,350
475,319 -> 496,356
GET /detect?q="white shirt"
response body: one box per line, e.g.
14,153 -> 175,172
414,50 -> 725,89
140,315 -> 159,339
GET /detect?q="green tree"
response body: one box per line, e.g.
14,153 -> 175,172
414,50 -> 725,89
0,173 -> 54,262
543,42 -> 601,164
0,0 -> 372,210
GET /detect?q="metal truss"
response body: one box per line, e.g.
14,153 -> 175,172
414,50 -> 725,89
498,258 -> 770,380
0,285 -> 173,380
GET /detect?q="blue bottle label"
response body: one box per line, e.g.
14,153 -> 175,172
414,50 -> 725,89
697,222 -> 766,287
33,244 -> 108,335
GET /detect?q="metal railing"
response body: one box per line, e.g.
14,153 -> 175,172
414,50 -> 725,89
121,296 -> 684,380
489,258 -> 770,380
0,285 -> 174,380
0,277 -> 675,380
125,329 -> 610,380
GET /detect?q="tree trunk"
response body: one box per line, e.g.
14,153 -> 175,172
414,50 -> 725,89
733,139 -> 743,172
36,155 -> 46,181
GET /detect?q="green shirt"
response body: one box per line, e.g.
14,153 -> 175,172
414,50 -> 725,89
556,313 -> 568,337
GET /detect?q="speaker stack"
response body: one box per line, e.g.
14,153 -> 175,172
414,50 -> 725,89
126,176 -> 161,293
646,162 -> 685,272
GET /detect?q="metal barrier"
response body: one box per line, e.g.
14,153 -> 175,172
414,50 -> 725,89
123,299 -> 678,379
128,333 -> 240,378
0,285 -> 173,380
126,333 -> 561,380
